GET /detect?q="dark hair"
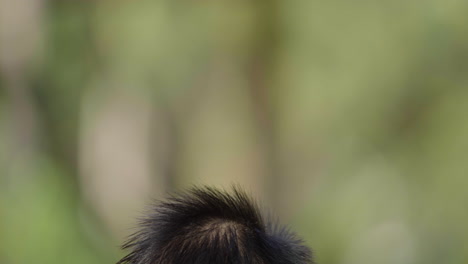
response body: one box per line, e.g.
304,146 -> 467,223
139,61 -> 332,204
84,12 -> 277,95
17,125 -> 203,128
117,187 -> 313,264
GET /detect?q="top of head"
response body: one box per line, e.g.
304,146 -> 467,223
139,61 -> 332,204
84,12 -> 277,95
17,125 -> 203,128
117,187 -> 313,264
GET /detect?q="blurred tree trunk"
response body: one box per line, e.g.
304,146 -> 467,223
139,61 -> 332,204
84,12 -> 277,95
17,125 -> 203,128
0,0 -> 44,183
248,0 -> 283,214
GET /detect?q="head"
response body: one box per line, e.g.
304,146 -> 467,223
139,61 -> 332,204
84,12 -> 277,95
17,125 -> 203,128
117,187 -> 313,264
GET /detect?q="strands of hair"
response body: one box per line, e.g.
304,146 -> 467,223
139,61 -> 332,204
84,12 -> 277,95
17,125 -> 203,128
117,187 -> 313,264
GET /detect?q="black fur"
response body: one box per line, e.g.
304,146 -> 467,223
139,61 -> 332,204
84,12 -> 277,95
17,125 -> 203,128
117,187 -> 313,264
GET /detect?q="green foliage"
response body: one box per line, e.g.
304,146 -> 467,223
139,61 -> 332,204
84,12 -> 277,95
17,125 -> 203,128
1,1 -> 468,263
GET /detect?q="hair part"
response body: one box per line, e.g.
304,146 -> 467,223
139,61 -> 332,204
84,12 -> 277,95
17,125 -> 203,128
117,187 -> 313,264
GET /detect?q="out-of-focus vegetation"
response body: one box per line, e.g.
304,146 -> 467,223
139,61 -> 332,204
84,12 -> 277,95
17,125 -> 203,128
1,1 -> 468,263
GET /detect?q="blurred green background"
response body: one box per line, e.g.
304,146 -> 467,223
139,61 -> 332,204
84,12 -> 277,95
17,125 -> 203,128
1,0 -> 468,263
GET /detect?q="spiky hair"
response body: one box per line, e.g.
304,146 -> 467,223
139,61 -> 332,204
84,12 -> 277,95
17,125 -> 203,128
117,187 -> 313,264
